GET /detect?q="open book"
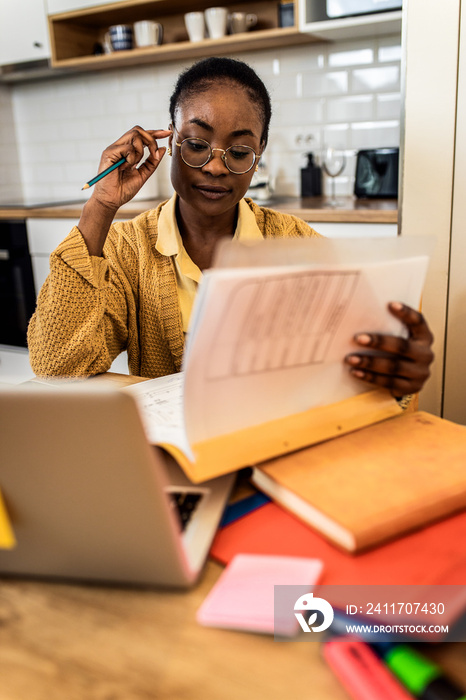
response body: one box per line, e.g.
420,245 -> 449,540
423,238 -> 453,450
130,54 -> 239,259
125,236 -> 432,483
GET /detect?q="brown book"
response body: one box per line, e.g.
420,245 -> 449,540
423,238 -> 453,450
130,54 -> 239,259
251,411 -> 466,553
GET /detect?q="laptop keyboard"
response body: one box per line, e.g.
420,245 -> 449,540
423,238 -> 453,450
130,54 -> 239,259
170,491 -> 203,531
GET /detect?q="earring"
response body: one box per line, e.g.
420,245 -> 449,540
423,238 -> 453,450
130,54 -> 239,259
167,147 -> 172,156
255,164 -> 259,172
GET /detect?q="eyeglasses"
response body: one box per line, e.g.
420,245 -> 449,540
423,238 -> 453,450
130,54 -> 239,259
174,132 -> 258,174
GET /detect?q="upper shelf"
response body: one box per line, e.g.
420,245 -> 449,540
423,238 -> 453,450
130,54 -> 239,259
48,0 -> 317,71
49,29 -> 317,71
47,0 -> 402,73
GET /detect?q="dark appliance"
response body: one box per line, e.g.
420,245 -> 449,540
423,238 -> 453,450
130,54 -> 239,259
0,220 -> 36,347
354,147 -> 399,199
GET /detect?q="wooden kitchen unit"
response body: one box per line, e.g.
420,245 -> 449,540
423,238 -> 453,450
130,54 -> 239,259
0,196 -> 398,224
48,0 -> 314,71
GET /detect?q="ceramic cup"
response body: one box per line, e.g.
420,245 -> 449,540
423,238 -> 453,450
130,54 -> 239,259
108,24 -> 133,51
134,20 -> 163,47
229,12 -> 257,34
184,11 -> 205,42
204,7 -> 228,39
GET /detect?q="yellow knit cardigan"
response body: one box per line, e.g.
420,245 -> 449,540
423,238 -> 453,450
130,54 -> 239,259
27,198 -> 319,378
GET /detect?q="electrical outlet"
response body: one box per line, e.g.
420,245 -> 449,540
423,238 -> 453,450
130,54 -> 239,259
293,133 -> 316,152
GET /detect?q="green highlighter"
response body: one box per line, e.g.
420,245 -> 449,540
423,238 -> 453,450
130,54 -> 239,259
373,643 -> 466,700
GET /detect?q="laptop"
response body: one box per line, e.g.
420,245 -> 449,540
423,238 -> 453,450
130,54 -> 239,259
0,382 -> 235,588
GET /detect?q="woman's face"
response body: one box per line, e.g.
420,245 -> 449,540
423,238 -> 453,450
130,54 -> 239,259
169,82 -> 265,219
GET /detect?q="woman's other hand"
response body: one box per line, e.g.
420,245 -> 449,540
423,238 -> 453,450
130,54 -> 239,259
344,302 -> 434,398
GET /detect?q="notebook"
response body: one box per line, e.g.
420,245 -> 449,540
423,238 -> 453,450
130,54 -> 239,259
0,382 -> 235,588
250,411 -> 466,552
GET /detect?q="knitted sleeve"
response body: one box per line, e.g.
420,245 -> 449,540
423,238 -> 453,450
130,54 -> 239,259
27,224 -> 138,377
246,199 -> 321,239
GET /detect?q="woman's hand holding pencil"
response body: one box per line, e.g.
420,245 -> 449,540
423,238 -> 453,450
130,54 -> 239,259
82,126 -> 171,206
78,126 -> 171,257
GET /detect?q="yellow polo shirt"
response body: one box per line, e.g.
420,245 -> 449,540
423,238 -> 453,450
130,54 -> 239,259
155,194 -> 263,333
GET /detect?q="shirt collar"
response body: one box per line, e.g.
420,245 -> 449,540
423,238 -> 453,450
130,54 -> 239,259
155,193 -> 182,258
235,198 -> 263,240
155,193 -> 263,260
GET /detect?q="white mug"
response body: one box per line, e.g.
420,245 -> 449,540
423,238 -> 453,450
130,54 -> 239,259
204,7 -> 228,39
184,11 -> 205,42
229,12 -> 257,34
134,20 -> 163,47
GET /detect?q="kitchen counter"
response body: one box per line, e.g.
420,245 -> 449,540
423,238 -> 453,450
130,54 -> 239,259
0,196 -> 398,224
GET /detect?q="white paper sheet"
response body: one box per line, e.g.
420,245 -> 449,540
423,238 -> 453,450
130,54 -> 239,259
126,236 -> 433,458
183,237 -> 432,445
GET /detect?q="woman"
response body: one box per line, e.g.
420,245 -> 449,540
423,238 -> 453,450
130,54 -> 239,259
28,57 -> 433,399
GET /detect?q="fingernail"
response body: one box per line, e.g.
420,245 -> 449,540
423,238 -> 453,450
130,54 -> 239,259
346,355 -> 362,366
390,301 -> 403,311
355,333 -> 371,345
351,369 -> 365,379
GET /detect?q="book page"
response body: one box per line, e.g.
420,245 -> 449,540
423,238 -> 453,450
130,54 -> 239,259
183,237 -> 432,445
124,372 -> 193,461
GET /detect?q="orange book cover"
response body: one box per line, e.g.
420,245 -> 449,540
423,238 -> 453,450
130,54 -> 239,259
251,411 -> 466,553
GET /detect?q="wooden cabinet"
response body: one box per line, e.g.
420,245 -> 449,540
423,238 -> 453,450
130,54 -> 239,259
0,347 -> 35,383
307,222 -> 397,237
48,0 -> 315,71
0,0 -> 50,65
1,0 -> 403,78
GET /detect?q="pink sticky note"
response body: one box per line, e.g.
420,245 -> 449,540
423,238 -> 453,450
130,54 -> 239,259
196,553 -> 323,637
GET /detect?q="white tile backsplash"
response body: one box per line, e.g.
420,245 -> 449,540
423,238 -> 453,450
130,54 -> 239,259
279,97 -> 325,127
277,45 -> 325,73
327,94 -> 374,123
376,93 -> 402,119
378,37 -> 403,63
0,84 -> 23,201
269,74 -> 304,101
352,65 -> 400,93
350,120 -> 400,149
140,89 -> 160,114
2,33 -> 402,202
322,123 -> 350,149
328,47 -> 374,68
302,70 -> 349,97
76,138 -> 108,162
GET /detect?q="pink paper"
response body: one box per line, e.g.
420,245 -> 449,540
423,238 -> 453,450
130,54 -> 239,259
197,553 -> 323,637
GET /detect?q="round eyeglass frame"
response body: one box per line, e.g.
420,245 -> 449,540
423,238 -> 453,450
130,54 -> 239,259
174,132 -> 259,175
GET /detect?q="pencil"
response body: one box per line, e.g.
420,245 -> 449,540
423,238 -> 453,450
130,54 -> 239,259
81,157 -> 126,190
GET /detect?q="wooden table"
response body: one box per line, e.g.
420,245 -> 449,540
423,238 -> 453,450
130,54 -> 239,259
2,566 -> 466,700
2,374 -> 465,699
0,565 -> 338,700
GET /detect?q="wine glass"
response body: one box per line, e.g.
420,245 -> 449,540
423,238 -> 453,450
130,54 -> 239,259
321,147 -> 347,207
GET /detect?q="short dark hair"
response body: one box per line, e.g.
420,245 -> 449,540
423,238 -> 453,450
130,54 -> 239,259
169,57 -> 272,146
